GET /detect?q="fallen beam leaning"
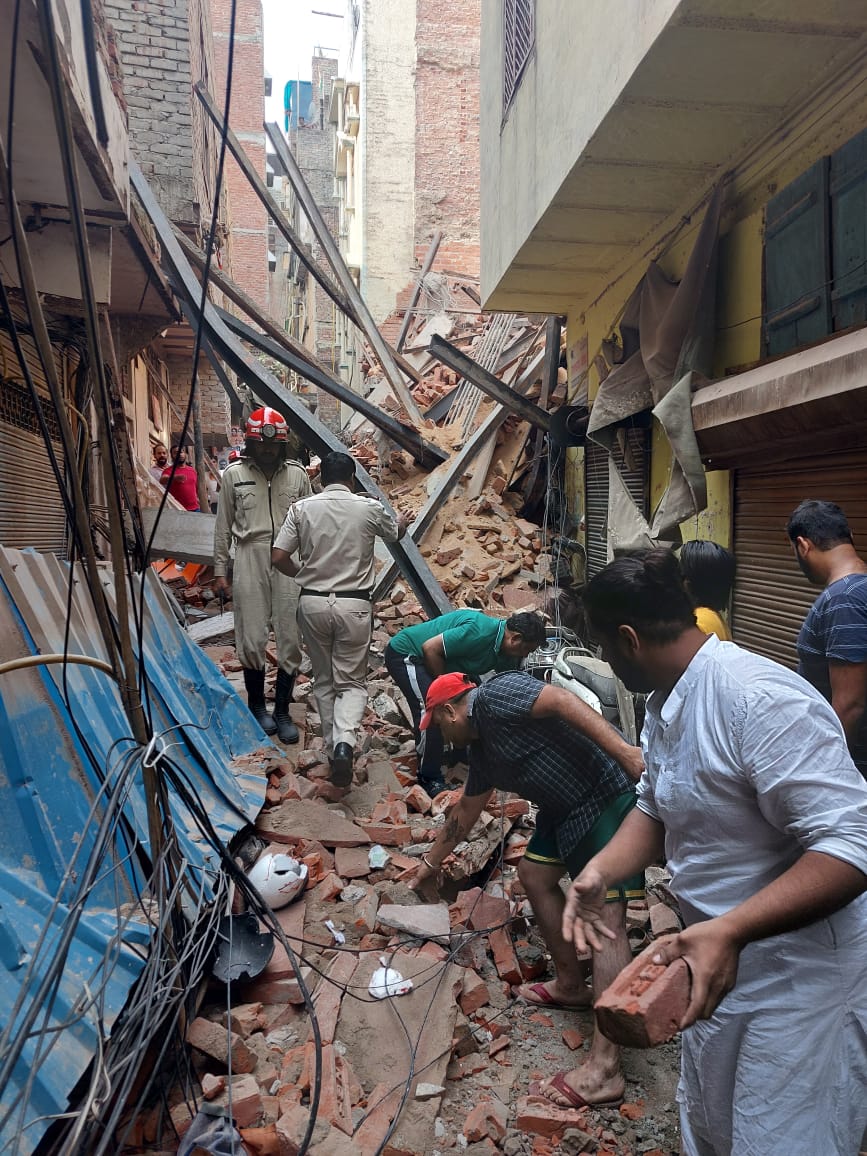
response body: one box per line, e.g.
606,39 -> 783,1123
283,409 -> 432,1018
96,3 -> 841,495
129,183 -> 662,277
131,162 -> 451,619
429,335 -> 552,433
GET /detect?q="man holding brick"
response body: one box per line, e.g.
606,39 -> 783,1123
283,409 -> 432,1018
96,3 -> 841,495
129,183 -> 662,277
406,668 -> 644,1108
563,549 -> 867,1154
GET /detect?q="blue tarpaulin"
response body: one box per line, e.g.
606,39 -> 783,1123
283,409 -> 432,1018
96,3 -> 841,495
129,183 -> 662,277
0,547 -> 269,1154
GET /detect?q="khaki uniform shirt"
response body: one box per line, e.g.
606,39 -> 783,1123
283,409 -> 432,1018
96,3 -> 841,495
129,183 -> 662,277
213,458 -> 311,577
274,484 -> 399,591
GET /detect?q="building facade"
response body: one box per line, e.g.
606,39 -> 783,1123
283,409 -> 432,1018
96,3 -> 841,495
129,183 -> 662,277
480,0 -> 867,668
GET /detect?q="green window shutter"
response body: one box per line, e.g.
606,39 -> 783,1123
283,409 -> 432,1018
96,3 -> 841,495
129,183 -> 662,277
831,126 -> 867,331
764,157 -> 831,356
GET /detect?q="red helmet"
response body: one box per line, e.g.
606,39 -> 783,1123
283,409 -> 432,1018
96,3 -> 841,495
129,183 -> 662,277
245,406 -> 288,442
227,448 -> 241,463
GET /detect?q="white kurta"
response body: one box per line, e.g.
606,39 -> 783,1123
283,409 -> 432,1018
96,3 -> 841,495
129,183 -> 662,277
637,635 -> 867,1156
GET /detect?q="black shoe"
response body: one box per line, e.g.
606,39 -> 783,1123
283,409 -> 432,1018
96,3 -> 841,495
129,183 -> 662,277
419,775 -> 448,799
243,668 -> 277,736
331,742 -> 354,788
274,669 -> 300,744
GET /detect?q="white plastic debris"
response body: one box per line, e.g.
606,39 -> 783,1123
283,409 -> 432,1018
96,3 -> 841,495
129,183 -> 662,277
246,852 -> 308,908
324,919 -> 345,945
368,955 -> 414,999
368,844 -> 390,869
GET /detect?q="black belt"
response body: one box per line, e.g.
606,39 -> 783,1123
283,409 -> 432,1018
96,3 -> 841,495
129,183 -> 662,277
300,588 -> 372,600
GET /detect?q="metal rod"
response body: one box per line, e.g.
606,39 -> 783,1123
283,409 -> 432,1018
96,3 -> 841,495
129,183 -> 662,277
430,334 -> 552,432
396,229 -> 442,353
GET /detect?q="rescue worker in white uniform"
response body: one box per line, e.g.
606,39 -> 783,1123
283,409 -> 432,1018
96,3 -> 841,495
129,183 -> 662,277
214,407 -> 311,742
272,451 -> 409,785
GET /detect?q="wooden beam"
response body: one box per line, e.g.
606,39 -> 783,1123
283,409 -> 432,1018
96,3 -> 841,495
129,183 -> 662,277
429,335 -> 552,432
218,308 -> 447,469
195,84 -> 352,318
131,161 -> 451,618
265,120 -> 426,426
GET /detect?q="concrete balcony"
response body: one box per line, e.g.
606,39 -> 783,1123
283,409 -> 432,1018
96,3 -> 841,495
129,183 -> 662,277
481,0 -> 867,312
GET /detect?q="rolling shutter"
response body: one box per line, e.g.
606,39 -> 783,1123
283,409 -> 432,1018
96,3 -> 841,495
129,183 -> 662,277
764,157 -> 832,356
0,330 -> 69,555
584,426 -> 650,577
731,450 -> 867,668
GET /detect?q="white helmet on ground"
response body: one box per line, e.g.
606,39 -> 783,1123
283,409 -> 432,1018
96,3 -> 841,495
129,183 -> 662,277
247,852 -> 308,908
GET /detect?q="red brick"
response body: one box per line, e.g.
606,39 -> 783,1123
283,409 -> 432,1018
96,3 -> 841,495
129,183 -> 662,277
186,1017 -> 255,1073
595,952 -> 691,1048
201,1072 -> 226,1100
309,951 -> 358,1045
370,798 -> 408,825
353,885 -> 380,936
515,1095 -> 589,1138
213,1073 -> 262,1129
457,967 -> 489,1015
562,1028 -> 585,1051
227,1002 -> 265,1038
463,1099 -> 507,1143
620,1100 -> 645,1121
649,903 -> 682,937
489,1035 -> 510,1059
359,822 -> 411,846
404,783 -> 432,814
489,927 -> 523,986
334,845 -> 371,879
239,1124 -> 282,1155
316,871 -> 345,901
353,1082 -> 402,1156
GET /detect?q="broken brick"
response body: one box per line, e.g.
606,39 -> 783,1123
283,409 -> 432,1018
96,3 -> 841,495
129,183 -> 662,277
457,967 -> 490,1015
212,1073 -> 262,1129
595,952 -> 690,1048
359,822 -> 411,846
404,783 -> 433,814
515,1095 -> 589,1138
334,845 -> 371,879
619,1100 -> 645,1120
562,1028 -> 585,1051
489,927 -> 523,986
226,1002 -> 266,1039
316,871 -> 345,901
239,1124 -> 282,1155
353,885 -> 379,936
649,903 -> 681,938
186,1017 -> 255,1073
309,951 -> 358,1045
201,1072 -> 226,1100
463,1099 -> 508,1143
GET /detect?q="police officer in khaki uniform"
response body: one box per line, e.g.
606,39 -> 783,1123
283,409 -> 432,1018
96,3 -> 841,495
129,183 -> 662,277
272,451 -> 409,785
214,407 -> 311,742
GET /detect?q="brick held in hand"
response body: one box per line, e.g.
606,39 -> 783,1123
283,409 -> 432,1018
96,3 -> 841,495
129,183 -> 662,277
594,953 -> 691,1048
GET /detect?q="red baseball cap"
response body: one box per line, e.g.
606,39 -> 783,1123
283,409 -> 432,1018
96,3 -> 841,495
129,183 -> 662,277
420,672 -> 476,730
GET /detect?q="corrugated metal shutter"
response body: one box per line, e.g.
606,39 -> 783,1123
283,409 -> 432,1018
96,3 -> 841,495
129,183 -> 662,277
584,427 -> 650,577
0,329 -> 69,555
732,450 -> 867,668
831,125 -> 867,330
764,157 -> 832,356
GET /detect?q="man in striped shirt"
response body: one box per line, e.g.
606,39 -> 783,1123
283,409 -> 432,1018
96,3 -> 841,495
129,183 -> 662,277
788,499 -> 867,778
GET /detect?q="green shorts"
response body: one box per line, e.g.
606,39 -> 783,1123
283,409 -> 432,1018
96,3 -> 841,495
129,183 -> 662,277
524,790 -> 645,903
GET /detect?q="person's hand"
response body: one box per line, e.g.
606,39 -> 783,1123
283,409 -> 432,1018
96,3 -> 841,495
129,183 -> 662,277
397,511 -> 411,536
213,576 -> 231,597
400,859 -> 441,902
561,865 -> 614,953
649,918 -> 742,1029
619,744 -> 645,782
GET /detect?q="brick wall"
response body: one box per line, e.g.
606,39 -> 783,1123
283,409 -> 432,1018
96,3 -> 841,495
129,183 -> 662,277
209,0 -> 270,315
104,0 -> 222,234
165,357 -> 231,444
414,0 -> 481,280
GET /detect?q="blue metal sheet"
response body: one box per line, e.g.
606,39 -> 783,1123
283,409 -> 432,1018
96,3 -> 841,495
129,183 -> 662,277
0,549 -> 270,1153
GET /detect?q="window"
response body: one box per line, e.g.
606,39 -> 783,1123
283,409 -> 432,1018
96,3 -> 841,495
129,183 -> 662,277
764,125 -> 867,357
503,0 -> 534,114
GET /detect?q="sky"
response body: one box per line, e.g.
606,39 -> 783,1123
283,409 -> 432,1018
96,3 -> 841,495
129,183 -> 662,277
262,0 -> 344,123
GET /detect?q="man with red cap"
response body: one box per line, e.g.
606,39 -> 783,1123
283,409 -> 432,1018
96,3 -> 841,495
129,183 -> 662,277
406,668 -> 643,1109
214,406 -> 311,741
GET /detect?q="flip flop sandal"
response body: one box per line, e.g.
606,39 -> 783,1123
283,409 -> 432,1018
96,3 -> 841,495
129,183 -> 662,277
535,1070 -> 624,1111
515,981 -> 592,1011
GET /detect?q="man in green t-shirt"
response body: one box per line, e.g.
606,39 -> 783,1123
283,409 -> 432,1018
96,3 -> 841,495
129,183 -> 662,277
384,609 -> 546,795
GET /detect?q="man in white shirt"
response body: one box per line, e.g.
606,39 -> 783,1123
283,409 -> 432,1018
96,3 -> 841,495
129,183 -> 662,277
560,549 -> 867,1156
272,451 -> 408,785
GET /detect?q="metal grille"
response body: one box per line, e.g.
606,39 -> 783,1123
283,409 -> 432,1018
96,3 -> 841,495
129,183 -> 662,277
584,428 -> 650,577
732,451 -> 867,668
503,0 -> 535,112
0,376 -> 63,442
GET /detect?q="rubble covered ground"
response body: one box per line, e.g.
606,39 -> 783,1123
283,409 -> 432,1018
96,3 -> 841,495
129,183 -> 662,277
140,374 -> 684,1156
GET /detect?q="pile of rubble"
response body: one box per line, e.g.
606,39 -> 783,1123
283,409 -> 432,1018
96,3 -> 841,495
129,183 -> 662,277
124,639 -> 682,1156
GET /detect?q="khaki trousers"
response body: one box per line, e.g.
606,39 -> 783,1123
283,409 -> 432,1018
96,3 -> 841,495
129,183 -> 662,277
233,539 -> 302,673
297,594 -> 371,754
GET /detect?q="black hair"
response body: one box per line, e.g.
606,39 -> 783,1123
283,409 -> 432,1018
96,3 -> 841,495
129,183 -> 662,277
583,549 -> 696,644
244,437 -> 288,462
786,500 -> 853,550
321,451 -> 356,487
505,611 -> 546,647
679,540 -> 735,612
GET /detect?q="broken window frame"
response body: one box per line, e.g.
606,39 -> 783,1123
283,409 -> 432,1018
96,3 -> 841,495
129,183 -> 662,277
502,0 -> 535,119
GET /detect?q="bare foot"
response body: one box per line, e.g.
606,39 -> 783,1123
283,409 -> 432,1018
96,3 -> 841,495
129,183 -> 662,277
515,979 -> 593,1009
540,1061 -> 625,1108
